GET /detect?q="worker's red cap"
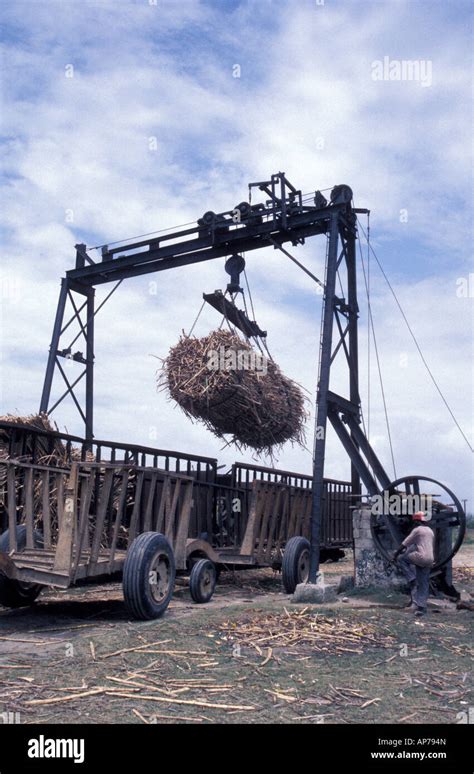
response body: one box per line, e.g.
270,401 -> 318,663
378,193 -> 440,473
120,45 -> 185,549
412,511 -> 425,521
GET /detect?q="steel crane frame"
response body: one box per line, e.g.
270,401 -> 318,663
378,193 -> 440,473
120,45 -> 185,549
40,172 -> 461,584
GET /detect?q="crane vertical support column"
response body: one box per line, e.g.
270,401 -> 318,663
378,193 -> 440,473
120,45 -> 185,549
85,287 -> 95,444
308,212 -> 340,583
39,275 -> 95,441
40,278 -> 68,415
346,227 -> 361,499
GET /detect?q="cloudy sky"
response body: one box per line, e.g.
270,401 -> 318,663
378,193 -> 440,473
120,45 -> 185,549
1,0 -> 472,507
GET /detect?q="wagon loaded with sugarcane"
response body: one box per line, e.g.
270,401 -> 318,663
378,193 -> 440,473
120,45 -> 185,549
0,420 -> 352,619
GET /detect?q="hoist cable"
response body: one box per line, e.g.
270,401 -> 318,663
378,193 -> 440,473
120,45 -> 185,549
89,221 -> 197,250
240,287 -> 263,352
243,267 -> 257,323
358,236 -> 398,480
221,290 -> 237,336
357,218 -> 473,454
242,265 -> 273,359
187,299 -> 206,337
359,406 -> 378,492
367,214 -> 371,441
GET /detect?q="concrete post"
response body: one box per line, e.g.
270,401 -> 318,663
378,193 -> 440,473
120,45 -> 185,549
353,508 -> 406,589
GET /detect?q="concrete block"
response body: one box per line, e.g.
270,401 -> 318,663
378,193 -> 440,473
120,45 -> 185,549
292,573 -> 338,604
352,508 -> 407,589
355,538 -> 373,551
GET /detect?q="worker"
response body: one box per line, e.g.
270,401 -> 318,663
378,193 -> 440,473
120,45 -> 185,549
392,511 -> 435,617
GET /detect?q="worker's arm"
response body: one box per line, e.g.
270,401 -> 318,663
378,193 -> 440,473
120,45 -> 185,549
392,544 -> 407,561
392,529 -> 417,562
401,531 -> 416,549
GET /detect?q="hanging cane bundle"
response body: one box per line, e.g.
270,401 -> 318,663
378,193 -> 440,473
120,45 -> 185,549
158,330 -> 307,455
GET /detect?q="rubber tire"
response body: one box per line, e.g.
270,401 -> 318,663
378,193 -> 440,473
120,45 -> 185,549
189,559 -> 216,604
282,536 -> 310,594
123,532 -> 175,621
0,526 -> 43,608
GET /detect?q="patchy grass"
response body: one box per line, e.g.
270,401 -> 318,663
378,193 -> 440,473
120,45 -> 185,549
341,584 -> 408,605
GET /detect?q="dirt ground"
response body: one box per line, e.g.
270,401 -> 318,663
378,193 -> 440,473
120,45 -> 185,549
0,540 -> 472,725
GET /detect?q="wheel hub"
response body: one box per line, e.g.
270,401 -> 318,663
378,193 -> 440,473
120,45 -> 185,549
149,553 -> 171,602
298,550 -> 310,583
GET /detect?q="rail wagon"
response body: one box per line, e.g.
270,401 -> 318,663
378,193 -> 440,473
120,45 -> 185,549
0,420 -> 352,619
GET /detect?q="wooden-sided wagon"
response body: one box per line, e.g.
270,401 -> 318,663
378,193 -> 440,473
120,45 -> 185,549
0,421 -> 353,619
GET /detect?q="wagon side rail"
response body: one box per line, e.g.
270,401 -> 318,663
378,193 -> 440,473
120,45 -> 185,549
240,480 -> 292,563
239,478 -> 353,563
0,458 -> 194,586
231,463 -> 353,548
0,419 -> 217,477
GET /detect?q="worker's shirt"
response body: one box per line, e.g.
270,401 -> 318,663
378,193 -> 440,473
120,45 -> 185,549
402,525 -> 435,567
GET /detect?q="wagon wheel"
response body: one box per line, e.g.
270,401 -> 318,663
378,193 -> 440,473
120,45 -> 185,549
370,475 -> 466,572
282,536 -> 310,593
0,526 -> 44,609
189,559 -> 217,604
123,532 -> 176,620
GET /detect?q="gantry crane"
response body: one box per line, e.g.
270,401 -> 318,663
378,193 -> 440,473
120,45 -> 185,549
38,173 -> 466,589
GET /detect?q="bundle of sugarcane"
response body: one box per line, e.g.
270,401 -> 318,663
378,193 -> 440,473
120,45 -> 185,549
0,413 -> 96,466
0,412 -> 64,461
0,413 -> 97,540
0,415 -> 136,554
0,415 -> 132,550
158,330 -> 307,455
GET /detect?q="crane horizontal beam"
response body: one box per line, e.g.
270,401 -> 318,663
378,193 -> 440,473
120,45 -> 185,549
67,203 -> 353,287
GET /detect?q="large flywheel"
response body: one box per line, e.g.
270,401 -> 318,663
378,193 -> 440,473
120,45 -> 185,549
370,475 -> 466,572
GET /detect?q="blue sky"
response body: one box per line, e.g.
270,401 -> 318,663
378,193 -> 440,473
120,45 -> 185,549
1,0 -> 473,506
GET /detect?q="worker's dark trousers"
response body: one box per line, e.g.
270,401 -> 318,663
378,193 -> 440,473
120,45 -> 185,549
398,555 -> 431,610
